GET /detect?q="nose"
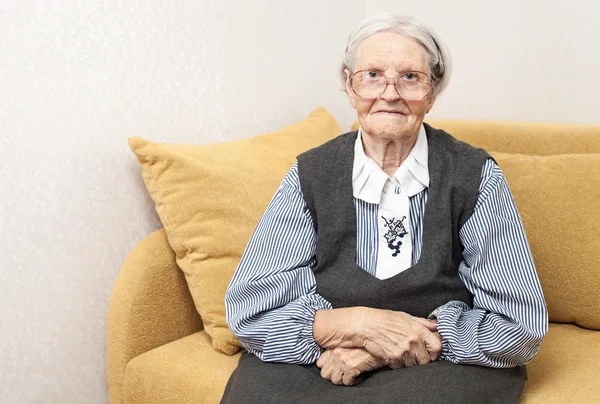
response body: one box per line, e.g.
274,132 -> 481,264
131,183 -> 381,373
380,78 -> 401,101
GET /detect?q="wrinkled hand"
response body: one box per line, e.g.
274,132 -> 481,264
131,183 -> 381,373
357,308 -> 441,369
316,347 -> 385,386
314,307 -> 442,370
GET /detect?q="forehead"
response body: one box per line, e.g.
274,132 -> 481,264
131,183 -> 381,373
355,31 -> 430,73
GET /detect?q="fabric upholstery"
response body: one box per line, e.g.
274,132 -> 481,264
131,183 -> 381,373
491,152 -> 600,330
107,229 -> 202,404
427,120 -> 600,155
124,331 -> 241,404
520,323 -> 600,403
110,120 -> 600,404
352,120 -> 600,155
120,323 -> 600,404
129,107 -> 342,355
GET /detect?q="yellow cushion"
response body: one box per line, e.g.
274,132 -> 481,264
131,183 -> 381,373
123,325 -> 600,404
429,120 -> 600,155
129,107 -> 342,355
351,120 -> 600,155
124,331 -> 240,404
491,152 -> 600,329
520,323 -> 600,403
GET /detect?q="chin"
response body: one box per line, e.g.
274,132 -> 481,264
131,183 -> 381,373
363,122 -> 418,139
362,113 -> 423,137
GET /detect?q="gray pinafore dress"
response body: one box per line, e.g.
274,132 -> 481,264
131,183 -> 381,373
221,124 -> 526,404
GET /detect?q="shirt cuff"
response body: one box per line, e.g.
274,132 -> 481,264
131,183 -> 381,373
428,304 -> 447,320
261,294 -> 332,364
427,301 -> 472,362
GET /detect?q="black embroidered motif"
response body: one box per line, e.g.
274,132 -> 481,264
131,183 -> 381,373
382,216 -> 408,257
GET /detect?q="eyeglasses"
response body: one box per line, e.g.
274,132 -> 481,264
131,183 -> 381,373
350,70 -> 433,101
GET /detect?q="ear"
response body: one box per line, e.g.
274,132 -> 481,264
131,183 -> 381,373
344,68 -> 357,109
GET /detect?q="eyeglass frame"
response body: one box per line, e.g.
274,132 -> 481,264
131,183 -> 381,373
348,69 -> 434,101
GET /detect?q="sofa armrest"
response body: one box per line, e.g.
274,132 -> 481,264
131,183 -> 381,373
107,228 -> 202,404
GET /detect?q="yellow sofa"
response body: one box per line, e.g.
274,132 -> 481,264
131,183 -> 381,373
108,120 -> 600,404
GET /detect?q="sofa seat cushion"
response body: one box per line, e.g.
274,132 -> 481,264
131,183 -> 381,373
521,323 -> 600,403
123,324 -> 599,404
124,331 -> 240,404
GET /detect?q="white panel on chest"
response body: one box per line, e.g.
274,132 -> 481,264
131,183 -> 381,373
376,181 -> 412,279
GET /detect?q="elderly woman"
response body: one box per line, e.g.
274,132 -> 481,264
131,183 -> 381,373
222,13 -> 547,404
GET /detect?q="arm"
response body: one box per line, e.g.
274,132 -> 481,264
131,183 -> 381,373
431,159 -> 549,367
225,162 -> 332,364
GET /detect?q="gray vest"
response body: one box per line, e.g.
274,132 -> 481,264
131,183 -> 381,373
296,123 -> 490,316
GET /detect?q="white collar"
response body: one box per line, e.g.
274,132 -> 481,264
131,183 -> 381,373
352,124 -> 430,204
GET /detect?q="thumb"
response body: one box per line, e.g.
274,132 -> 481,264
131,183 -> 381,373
412,317 -> 438,332
424,331 -> 443,361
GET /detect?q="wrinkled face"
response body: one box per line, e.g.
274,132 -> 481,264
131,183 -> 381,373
346,31 -> 436,140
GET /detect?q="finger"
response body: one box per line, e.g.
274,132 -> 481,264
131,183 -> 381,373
319,356 -> 334,380
316,350 -> 330,369
383,342 -> 408,370
401,350 -> 417,368
331,365 -> 344,386
368,341 -> 409,370
342,370 -> 363,386
320,363 -> 332,380
349,348 -> 380,373
339,353 -> 363,384
412,317 -> 438,332
363,335 -> 395,363
423,331 -> 443,361
412,339 -> 432,365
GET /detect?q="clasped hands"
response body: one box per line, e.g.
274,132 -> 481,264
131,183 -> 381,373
313,307 -> 442,386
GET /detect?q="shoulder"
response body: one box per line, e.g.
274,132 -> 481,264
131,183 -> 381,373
424,122 -> 493,182
424,122 -> 490,159
475,159 -> 509,208
279,161 -> 302,191
480,158 -> 503,184
297,131 -> 357,163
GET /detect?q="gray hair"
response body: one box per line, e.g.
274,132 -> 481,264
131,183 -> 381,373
341,13 -> 451,98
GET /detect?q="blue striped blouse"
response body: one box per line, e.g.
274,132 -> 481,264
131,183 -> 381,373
226,159 -> 548,367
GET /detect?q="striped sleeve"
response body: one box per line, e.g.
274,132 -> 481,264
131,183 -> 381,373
225,162 -> 332,364
432,159 -> 549,367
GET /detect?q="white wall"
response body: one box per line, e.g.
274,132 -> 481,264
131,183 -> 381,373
0,1 -> 362,403
1,1 -> 598,403
367,0 -> 600,124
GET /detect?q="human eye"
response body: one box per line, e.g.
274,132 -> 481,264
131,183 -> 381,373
359,70 -> 382,82
400,71 -> 419,82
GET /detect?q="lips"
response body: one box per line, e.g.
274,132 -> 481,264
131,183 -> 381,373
375,110 -> 404,115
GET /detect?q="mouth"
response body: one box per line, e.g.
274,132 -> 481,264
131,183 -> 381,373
374,110 -> 405,115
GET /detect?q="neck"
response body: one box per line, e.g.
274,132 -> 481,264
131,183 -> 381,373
361,130 -> 418,177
